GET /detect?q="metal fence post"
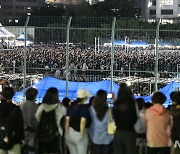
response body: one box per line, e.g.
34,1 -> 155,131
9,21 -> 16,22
155,18 -> 160,92
110,17 -> 116,93
95,37 -> 97,55
23,16 -> 30,96
177,64 -> 179,80
66,17 -> 72,97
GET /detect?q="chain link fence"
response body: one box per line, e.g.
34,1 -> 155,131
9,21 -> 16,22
0,16 -> 180,97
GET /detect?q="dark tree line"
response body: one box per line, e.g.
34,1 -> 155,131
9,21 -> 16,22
32,0 -> 136,17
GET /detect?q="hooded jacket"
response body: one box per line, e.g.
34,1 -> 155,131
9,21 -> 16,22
145,104 -> 172,147
171,105 -> 180,143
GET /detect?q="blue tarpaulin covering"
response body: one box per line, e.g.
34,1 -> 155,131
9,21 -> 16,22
114,40 -> 128,45
130,41 -> 149,46
158,41 -> 173,46
140,81 -> 180,107
13,76 -> 120,103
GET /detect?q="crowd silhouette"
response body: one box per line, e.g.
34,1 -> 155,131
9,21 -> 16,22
0,83 -> 179,154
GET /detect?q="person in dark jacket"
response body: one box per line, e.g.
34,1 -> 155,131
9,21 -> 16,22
113,83 -> 137,154
89,90 -> 113,154
0,87 -> 24,154
171,91 -> 180,154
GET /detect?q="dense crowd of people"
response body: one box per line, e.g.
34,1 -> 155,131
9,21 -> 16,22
1,43 -> 179,96
0,44 -> 180,80
0,83 -> 179,154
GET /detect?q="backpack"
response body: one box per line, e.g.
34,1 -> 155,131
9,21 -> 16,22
0,108 -> 16,150
37,108 -> 59,143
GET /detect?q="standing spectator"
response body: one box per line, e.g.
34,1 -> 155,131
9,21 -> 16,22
113,83 -> 137,154
65,89 -> 91,154
134,98 -> 146,135
36,88 -> 66,154
170,91 -> 177,105
0,87 -> 24,154
134,98 -> 146,154
88,96 -> 95,107
145,92 -> 171,154
61,97 -> 70,154
20,87 -> 38,154
62,97 -> 70,109
171,91 -> 180,154
89,90 -> 113,154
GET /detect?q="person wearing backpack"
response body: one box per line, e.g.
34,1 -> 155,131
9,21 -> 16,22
0,87 -> 24,154
35,87 -> 66,154
20,87 -> 38,154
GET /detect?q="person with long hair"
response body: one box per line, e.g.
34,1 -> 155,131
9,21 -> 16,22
65,89 -> 91,154
113,83 -> 137,154
35,87 -> 66,154
89,90 -> 113,154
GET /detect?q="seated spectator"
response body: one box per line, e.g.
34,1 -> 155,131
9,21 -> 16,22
145,92 -> 171,154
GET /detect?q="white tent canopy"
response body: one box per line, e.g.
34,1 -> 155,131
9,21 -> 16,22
16,32 -> 28,41
0,23 -> 15,38
0,31 -> 7,38
15,32 -> 33,46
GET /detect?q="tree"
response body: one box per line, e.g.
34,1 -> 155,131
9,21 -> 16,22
94,0 -> 136,17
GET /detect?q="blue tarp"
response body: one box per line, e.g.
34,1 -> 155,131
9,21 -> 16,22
13,76 -> 120,103
114,40 -> 128,45
158,41 -> 173,46
140,81 -> 180,107
130,41 -> 149,46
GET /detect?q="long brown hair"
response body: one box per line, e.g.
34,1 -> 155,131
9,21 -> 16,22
42,87 -> 59,104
